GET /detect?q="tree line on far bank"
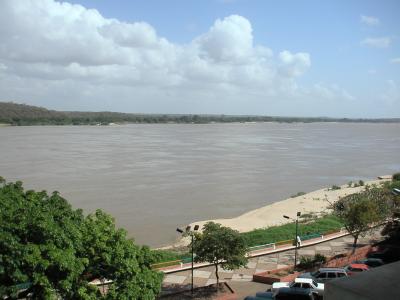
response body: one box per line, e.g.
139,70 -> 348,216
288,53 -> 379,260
2,102 -> 400,126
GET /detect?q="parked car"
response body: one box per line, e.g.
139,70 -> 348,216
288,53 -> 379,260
272,278 -> 324,297
255,291 -> 274,299
367,248 -> 390,261
274,287 -> 320,300
352,258 -> 384,268
344,263 -> 369,275
245,296 -> 273,300
298,267 -> 348,283
367,247 -> 400,263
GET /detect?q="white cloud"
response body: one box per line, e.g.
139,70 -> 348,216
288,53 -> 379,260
278,50 -> 311,77
361,37 -> 391,48
0,0 -> 361,116
360,15 -> 380,26
390,58 -> 400,64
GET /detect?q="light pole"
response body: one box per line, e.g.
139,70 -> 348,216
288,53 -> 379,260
177,224 -> 199,295
283,212 -> 301,270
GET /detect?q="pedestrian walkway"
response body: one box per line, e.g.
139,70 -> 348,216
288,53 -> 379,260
162,229 -> 383,290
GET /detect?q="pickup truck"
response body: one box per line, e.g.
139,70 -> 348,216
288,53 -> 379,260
272,277 -> 324,296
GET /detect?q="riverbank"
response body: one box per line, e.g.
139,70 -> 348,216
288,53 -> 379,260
167,177 -> 390,249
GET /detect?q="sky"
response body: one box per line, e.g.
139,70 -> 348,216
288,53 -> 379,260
0,0 -> 399,117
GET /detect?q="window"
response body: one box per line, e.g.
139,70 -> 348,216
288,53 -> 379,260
292,283 -> 301,288
337,272 -> 346,277
327,272 -> 336,278
316,273 -> 326,278
302,283 -> 311,289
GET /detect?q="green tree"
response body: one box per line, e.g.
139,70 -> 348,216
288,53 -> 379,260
193,222 -> 248,285
381,175 -> 400,240
0,179 -> 162,299
333,187 -> 389,253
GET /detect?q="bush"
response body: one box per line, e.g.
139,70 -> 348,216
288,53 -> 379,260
291,192 -> 306,198
393,173 -> 400,181
359,180 -> 364,186
298,254 -> 327,270
314,253 -> 327,264
298,256 -> 314,269
331,185 -> 341,190
347,181 -> 353,188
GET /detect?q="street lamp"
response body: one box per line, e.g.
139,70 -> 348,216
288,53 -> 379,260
177,224 -> 199,295
283,212 -> 301,270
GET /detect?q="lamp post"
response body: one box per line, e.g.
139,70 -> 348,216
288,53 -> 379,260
177,224 -> 199,295
283,212 -> 301,270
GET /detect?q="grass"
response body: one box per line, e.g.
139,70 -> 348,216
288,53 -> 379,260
152,214 -> 344,263
151,249 -> 190,263
241,214 -> 343,247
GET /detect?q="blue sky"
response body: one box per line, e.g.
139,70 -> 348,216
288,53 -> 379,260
0,0 -> 399,117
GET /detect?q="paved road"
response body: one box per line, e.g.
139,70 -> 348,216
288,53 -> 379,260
162,230 -> 383,299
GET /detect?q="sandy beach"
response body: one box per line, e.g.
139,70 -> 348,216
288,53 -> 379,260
167,176 -> 390,248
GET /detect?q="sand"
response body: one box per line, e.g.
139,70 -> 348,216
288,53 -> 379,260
166,177 -> 390,249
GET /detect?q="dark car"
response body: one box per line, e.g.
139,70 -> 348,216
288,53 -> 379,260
244,291 -> 274,300
367,248 -> 400,263
274,287 -> 319,300
352,258 -> 384,268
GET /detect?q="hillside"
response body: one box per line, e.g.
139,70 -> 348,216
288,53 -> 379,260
0,102 -> 399,125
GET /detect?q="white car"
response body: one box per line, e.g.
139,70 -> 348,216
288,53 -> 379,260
272,277 -> 324,296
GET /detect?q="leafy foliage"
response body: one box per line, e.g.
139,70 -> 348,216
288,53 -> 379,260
298,254 -> 327,270
381,175 -> 400,240
0,179 -> 162,299
193,222 -> 248,284
333,186 -> 390,251
393,173 -> 400,181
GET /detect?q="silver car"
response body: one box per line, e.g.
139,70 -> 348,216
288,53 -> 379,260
298,268 -> 348,283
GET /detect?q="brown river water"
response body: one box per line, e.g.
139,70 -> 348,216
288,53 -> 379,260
0,123 -> 399,247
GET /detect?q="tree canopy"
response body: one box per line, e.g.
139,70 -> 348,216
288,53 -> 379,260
193,222 -> 248,284
0,179 -> 162,299
333,186 -> 390,252
381,176 -> 400,240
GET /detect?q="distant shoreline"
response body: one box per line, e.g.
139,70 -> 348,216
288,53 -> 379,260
2,102 -> 400,126
165,176 -> 390,249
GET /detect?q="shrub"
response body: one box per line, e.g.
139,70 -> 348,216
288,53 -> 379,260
299,213 -> 314,220
331,185 -> 341,190
359,180 -> 364,186
298,256 -> 314,269
314,254 -> 327,264
393,173 -> 400,181
347,181 -> 353,188
291,191 -> 306,198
